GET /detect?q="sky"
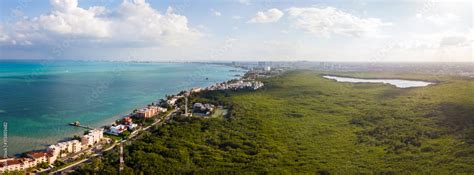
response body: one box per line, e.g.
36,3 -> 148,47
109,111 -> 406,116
0,0 -> 472,62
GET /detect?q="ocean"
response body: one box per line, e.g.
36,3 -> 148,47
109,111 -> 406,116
0,60 -> 244,155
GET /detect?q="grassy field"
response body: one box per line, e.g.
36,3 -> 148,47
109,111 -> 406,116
73,70 -> 474,174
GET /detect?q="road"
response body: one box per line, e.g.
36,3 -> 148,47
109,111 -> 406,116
51,109 -> 177,174
50,143 -> 116,174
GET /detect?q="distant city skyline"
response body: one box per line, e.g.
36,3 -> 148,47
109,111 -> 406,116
0,0 -> 472,62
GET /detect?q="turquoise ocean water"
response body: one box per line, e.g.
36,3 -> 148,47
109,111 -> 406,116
0,60 -> 243,155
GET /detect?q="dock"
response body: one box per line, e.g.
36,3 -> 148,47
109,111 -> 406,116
69,121 -> 95,130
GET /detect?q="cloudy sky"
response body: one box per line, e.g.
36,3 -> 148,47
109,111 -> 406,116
0,0 -> 472,62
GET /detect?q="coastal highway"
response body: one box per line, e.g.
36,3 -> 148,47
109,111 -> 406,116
51,109 -> 177,174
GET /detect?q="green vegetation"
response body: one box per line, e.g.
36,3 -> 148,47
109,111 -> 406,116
36,162 -> 49,169
130,116 -> 155,126
73,70 -> 474,174
3,171 -> 25,175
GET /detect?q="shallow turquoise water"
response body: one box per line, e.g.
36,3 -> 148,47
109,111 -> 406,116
0,60 -> 243,155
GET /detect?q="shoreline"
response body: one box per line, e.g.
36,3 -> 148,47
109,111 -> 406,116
4,64 -> 248,158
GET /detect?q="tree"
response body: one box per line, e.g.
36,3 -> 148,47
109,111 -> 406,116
53,160 -> 65,167
72,135 -> 81,141
121,130 -> 131,139
36,162 -> 49,169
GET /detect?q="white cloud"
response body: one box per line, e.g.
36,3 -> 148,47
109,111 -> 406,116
238,0 -> 251,5
248,8 -> 284,24
411,31 -> 472,48
0,26 -> 10,43
50,0 -> 78,12
112,1 -> 200,46
287,6 -> 391,37
38,0 -> 110,38
3,0 -> 200,46
211,9 -> 221,16
1,20 -> 43,45
232,16 -> 242,20
369,31 -> 472,62
416,13 -> 460,26
440,36 -> 465,46
439,35 -> 471,47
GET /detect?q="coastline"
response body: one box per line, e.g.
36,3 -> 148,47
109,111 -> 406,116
3,62 -> 248,158
0,61 -> 244,156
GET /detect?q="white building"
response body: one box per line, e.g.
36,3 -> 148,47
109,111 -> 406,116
191,87 -> 202,93
81,129 -> 104,148
167,95 -> 184,106
26,152 -> 49,165
81,135 -> 94,148
90,129 -> 104,143
127,123 -> 138,130
47,145 -> 60,164
265,66 -> 271,71
48,139 -> 82,159
107,125 -> 127,136
157,107 -> 168,113
71,140 -> 82,153
167,98 -> 178,106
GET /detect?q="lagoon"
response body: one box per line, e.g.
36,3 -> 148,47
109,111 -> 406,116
323,75 -> 433,88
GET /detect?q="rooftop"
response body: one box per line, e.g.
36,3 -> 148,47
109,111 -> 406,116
26,152 -> 48,159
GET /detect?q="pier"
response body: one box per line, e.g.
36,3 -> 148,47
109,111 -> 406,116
69,121 -> 95,130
